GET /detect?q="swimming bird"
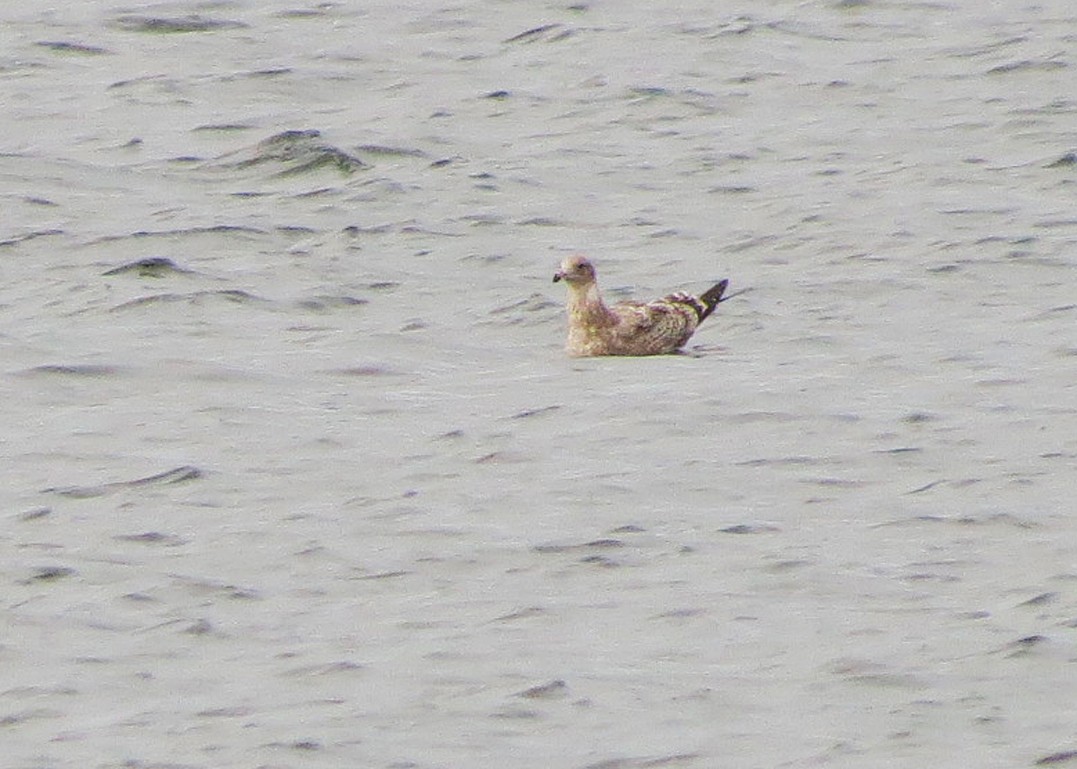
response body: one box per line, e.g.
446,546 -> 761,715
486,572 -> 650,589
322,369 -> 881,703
553,255 -> 729,357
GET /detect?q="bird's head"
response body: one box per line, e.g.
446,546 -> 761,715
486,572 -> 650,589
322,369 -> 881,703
553,255 -> 596,285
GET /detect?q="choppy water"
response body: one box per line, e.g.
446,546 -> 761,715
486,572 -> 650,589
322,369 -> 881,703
3,1 -> 1076,768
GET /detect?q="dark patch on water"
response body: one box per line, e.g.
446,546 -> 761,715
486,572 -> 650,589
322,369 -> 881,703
987,58 -> 1068,75
193,123 -> 253,132
113,532 -> 188,546
330,365 -> 400,377
1045,151 -> 1077,168
1034,218 -> 1077,230
489,293 -> 559,320
90,225 -> 266,244
873,512 -> 1038,529
343,224 -> 395,236
627,86 -> 673,99
243,67 -> 292,78
277,225 -> 317,236
295,294 -> 368,311
533,538 -> 624,553
516,216 -> 565,226
19,363 -> 123,378
515,679 -> 568,699
170,575 -> 260,601
36,41 -> 111,55
356,144 -> 428,158
737,456 -> 822,467
708,185 -> 757,194
492,607 -> 548,623
654,608 -> 706,619
111,15 -> 248,34
509,405 -> 561,419
103,257 -> 193,278
276,8 -> 333,19
212,130 -> 370,176
44,465 -> 203,499
727,411 -> 799,424
180,619 -> 212,636
503,24 -> 572,44
24,566 -> 76,583
18,507 -> 52,521
0,229 -> 64,248
286,740 -> 323,751
719,523 -> 780,534
110,289 -> 265,312
282,661 -> 364,676
582,752 -> 701,768
293,187 -> 336,198
353,570 -> 409,581
492,707 -> 540,720
1002,634 -> 1048,657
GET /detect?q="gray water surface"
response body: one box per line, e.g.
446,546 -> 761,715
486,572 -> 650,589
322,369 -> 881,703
3,2 -> 1076,768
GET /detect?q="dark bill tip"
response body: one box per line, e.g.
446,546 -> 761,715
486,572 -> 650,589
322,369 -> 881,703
552,273 -> 563,283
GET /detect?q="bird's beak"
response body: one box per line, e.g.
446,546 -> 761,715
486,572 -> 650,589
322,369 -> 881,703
552,271 -> 564,283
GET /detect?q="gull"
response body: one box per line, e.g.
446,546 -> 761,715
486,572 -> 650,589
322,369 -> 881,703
553,255 -> 729,357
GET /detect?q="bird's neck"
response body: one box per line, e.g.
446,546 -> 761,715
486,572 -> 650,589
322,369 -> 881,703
566,281 -> 616,327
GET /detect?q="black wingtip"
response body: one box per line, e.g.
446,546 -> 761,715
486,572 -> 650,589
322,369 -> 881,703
698,279 -> 729,321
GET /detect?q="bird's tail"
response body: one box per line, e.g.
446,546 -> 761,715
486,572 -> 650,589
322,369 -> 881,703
697,279 -> 729,321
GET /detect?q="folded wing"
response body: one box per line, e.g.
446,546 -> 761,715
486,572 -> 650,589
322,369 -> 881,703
608,294 -> 704,355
